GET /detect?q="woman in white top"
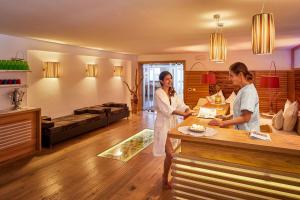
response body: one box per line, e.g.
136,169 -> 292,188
209,62 -> 260,132
153,71 -> 194,189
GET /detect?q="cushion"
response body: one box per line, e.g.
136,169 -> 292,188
283,101 -> 299,131
283,99 -> 292,116
87,107 -> 107,114
206,90 -> 226,104
102,102 -> 127,108
74,107 -> 89,115
272,109 -> 284,130
195,98 -> 208,107
225,91 -> 236,115
110,107 -> 125,114
225,91 -> 236,104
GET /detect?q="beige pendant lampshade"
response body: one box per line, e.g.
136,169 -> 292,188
209,32 -> 227,63
209,14 -> 227,63
252,13 -> 275,54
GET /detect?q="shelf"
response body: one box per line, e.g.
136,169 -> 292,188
0,84 -> 27,88
0,70 -> 31,72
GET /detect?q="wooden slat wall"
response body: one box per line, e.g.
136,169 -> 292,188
255,71 -> 288,113
214,71 -> 243,98
184,70 -> 290,113
184,71 -> 209,109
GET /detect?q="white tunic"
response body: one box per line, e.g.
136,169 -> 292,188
233,83 -> 260,132
153,88 -> 189,157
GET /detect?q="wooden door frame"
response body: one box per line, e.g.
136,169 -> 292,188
137,60 -> 186,111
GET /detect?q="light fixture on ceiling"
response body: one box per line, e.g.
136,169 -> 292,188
43,61 -> 60,78
86,64 -> 98,77
113,66 -> 123,77
209,14 -> 227,63
252,1 -> 275,54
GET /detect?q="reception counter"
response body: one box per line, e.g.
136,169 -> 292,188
0,107 -> 41,163
169,116 -> 300,200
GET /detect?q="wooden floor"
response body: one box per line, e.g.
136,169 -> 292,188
0,112 -> 172,200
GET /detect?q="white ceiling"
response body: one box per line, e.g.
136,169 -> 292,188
0,0 -> 299,54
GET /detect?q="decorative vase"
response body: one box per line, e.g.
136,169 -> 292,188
131,94 -> 138,114
131,99 -> 138,114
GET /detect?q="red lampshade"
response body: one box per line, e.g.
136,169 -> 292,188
201,73 -> 216,84
260,76 -> 280,88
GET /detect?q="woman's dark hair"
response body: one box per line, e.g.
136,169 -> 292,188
159,71 -> 176,97
229,62 -> 253,81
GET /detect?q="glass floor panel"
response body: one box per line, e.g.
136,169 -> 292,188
97,129 -> 154,162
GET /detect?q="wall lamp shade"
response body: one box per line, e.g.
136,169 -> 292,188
43,62 -> 60,78
252,13 -> 275,54
260,76 -> 280,88
86,64 -> 98,77
113,66 -> 123,77
201,73 -> 216,84
209,32 -> 227,63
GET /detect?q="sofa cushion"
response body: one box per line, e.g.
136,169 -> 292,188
74,107 -> 89,115
283,101 -> 299,131
87,107 -> 107,114
110,107 -> 125,114
49,114 -> 101,133
272,109 -> 284,130
102,102 -> 128,108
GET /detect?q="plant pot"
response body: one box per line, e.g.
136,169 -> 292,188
131,99 -> 138,114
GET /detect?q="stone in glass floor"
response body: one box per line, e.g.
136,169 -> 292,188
97,129 -> 154,162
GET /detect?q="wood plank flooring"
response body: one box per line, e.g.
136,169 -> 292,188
0,112 -> 172,200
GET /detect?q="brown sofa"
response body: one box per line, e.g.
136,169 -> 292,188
42,102 -> 129,147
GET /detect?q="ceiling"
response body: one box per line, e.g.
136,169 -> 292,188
0,0 -> 299,55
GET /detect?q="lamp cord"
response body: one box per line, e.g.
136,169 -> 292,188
269,61 -> 277,75
260,0 -> 265,13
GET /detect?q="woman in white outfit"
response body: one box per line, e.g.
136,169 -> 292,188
153,71 -> 194,189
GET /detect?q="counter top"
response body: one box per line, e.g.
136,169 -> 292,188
0,107 -> 41,118
169,116 -> 300,156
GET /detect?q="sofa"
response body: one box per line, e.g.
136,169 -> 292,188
42,102 -> 129,147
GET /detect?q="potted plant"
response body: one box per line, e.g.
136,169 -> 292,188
123,68 -> 143,114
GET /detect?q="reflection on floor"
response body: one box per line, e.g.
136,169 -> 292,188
98,129 -> 154,162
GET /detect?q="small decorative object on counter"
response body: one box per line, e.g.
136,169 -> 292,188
8,88 -> 25,109
215,93 -> 222,104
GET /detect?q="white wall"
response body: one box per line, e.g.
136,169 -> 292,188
0,34 -> 138,117
295,48 -> 300,68
138,49 -> 292,71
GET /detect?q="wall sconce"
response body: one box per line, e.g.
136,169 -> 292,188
113,66 -> 123,77
43,62 -> 60,78
86,64 -> 98,77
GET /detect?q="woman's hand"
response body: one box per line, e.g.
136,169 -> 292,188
183,110 -> 195,118
208,119 -> 225,127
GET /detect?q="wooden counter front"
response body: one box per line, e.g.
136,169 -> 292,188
0,107 -> 41,164
169,116 -> 300,200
